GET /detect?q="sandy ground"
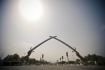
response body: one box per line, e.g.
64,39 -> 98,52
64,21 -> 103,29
0,65 -> 105,70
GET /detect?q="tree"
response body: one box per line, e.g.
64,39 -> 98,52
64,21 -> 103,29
20,56 -> 26,63
42,54 -> 44,58
28,58 -> 36,64
12,54 -> 20,61
60,61 -> 66,64
3,54 -> 20,61
66,52 -> 69,63
68,61 -> 75,64
76,59 -> 80,64
60,58 -> 61,62
62,56 -> 64,61
57,60 -> 58,62
83,54 -> 105,66
42,54 -> 44,61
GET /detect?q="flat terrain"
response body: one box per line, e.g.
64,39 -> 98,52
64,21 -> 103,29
0,65 -> 105,70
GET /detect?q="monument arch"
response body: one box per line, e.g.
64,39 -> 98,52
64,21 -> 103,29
25,36 -> 86,63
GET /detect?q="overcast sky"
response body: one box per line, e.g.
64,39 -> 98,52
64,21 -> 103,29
0,0 -> 105,62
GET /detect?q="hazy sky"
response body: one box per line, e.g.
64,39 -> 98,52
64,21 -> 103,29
0,0 -> 105,62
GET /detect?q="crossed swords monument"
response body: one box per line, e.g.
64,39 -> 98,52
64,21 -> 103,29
24,36 -> 86,64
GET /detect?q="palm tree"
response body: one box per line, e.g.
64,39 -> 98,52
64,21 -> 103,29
57,60 -> 58,63
62,56 -> 64,61
66,52 -> 69,63
42,54 -> 44,61
60,58 -> 61,62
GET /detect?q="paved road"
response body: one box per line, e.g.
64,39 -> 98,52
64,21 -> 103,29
0,65 -> 105,70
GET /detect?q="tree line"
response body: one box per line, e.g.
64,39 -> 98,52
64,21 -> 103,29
0,53 -> 105,66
